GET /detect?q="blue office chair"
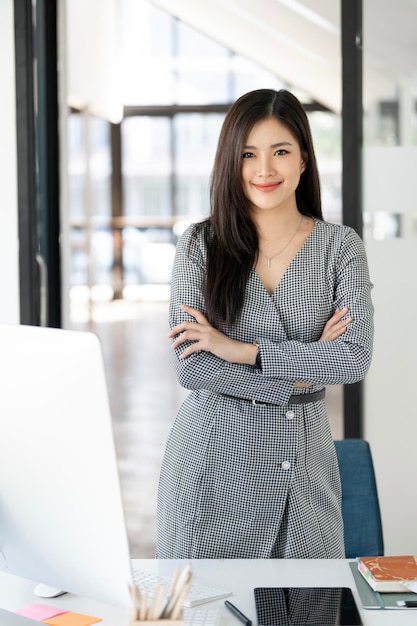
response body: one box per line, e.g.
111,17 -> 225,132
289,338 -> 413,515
334,439 -> 384,559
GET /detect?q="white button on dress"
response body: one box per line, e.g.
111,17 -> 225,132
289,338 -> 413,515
281,461 -> 291,470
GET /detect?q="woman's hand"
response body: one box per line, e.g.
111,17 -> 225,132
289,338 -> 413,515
168,305 -> 258,364
319,306 -> 352,341
294,307 -> 352,388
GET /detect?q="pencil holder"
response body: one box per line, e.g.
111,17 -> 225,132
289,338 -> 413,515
127,608 -> 184,625
129,619 -> 184,626
130,564 -> 192,624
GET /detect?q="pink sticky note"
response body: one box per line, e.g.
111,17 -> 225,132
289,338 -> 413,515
16,604 -> 68,621
43,612 -> 102,626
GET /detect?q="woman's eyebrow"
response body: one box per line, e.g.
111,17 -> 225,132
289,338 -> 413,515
243,141 -> 294,149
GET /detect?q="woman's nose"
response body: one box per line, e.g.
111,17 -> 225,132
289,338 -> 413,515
257,155 -> 276,176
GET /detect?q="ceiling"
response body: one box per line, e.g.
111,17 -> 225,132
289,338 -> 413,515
148,0 -> 417,113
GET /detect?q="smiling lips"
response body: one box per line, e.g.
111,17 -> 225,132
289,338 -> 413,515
252,182 -> 282,192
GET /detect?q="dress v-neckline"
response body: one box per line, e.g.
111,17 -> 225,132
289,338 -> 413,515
254,218 -> 317,297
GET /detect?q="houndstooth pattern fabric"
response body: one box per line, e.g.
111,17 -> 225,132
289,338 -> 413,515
156,218 -> 374,559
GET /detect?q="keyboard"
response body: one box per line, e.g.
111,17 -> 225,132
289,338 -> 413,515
132,568 -> 232,607
183,608 -> 220,625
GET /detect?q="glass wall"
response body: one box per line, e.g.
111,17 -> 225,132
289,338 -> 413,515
68,0 -> 343,307
68,113 -> 113,299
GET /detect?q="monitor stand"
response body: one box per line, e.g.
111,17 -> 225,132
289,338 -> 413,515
34,583 -> 67,598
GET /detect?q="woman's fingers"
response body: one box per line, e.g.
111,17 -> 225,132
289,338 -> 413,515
180,304 -> 208,324
168,304 -> 216,355
319,307 -> 352,341
167,304 -> 253,363
167,305 -> 209,338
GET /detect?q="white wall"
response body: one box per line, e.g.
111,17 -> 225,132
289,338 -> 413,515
66,0 -> 122,123
364,147 -> 417,554
0,0 -> 20,324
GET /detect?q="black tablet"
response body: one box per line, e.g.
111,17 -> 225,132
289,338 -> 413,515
254,587 -> 362,626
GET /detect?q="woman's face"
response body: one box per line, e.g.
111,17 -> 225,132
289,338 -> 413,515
240,116 -> 305,215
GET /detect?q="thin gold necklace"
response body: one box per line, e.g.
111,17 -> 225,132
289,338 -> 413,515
260,214 -> 303,268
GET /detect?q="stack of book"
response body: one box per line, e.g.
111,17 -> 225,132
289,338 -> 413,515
351,555 -> 417,610
357,555 -> 417,593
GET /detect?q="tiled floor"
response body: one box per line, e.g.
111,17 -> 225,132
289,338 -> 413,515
71,297 -> 343,558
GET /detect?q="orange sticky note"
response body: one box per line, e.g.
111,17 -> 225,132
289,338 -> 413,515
43,612 -> 102,626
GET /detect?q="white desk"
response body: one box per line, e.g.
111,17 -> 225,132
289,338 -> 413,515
0,559 -> 415,625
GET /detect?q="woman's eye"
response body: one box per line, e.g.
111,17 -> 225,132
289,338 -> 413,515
275,149 -> 288,156
242,152 -> 254,159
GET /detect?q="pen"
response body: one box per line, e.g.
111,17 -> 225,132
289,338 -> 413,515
224,600 -> 252,626
397,600 -> 417,608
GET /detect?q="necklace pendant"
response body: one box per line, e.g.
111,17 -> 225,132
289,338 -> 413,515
260,214 -> 304,271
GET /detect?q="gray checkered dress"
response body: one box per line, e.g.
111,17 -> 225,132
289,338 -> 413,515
156,218 -> 374,559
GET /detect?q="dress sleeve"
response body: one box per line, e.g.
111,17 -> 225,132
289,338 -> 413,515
169,226 -> 294,405
258,228 -> 374,385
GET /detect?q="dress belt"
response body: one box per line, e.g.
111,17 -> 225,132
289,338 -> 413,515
287,388 -> 326,404
251,388 -> 326,407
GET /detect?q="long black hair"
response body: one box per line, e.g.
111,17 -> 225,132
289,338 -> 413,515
193,88 -> 323,328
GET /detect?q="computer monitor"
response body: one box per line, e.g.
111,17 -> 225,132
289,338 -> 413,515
0,324 -> 133,609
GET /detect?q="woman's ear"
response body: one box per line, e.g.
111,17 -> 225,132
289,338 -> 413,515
300,154 -> 308,173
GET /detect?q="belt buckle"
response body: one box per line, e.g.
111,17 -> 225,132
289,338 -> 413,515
252,399 -> 267,407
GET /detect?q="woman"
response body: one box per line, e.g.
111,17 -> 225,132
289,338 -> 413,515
156,89 -> 373,559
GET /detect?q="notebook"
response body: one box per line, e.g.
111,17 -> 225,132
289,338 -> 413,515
350,562 -> 417,609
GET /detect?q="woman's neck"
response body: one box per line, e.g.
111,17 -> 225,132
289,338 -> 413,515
253,206 -> 302,242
